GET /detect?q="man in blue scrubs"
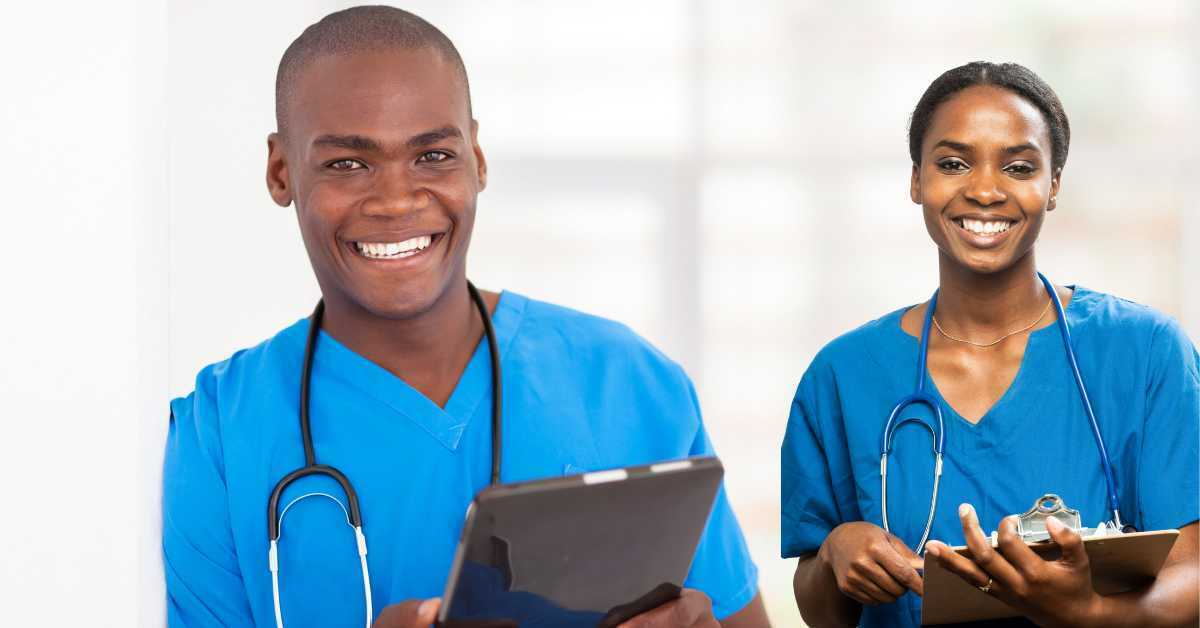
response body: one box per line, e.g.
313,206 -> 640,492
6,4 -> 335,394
163,6 -> 766,628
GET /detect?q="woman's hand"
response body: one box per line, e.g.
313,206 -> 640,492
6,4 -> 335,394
617,589 -> 720,628
925,504 -> 1102,628
819,521 -> 925,605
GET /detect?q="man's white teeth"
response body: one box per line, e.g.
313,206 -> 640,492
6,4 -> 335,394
355,235 -> 433,259
960,219 -> 1012,236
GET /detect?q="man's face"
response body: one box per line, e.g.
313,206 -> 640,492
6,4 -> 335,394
267,47 -> 486,320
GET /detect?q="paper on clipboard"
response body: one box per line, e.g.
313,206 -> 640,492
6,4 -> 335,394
921,529 -> 1179,625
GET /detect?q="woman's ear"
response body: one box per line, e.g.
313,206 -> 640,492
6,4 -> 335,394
1047,167 -> 1063,211
266,133 -> 294,207
910,163 -> 922,204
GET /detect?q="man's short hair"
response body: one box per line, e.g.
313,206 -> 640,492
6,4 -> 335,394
275,5 -> 472,136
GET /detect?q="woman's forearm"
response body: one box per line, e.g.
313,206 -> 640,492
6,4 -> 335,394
793,553 -> 861,627
1083,561 -> 1199,628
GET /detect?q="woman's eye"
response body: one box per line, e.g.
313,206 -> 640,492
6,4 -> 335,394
417,151 -> 451,163
937,159 -> 968,172
1005,163 -> 1036,175
328,159 -> 365,171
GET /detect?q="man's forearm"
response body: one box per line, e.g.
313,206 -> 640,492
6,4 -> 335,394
793,553 -> 860,628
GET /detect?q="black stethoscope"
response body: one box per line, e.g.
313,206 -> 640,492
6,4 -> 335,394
266,282 -> 503,628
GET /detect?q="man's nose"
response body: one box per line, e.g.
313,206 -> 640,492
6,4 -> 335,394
360,167 -> 429,217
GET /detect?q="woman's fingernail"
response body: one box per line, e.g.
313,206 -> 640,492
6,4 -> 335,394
1045,517 -> 1063,532
959,503 -> 973,519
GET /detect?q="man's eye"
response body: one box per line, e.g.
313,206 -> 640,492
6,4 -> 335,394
1005,163 -> 1036,175
937,159 -> 968,172
417,151 -> 451,163
328,159 -> 365,171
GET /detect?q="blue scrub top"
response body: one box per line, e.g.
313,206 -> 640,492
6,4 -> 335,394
781,286 -> 1200,628
165,291 -> 758,627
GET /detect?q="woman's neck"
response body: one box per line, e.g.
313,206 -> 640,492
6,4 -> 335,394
934,250 -> 1047,337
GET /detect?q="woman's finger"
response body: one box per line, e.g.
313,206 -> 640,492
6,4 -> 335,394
959,503 -> 1023,588
994,516 -> 1047,578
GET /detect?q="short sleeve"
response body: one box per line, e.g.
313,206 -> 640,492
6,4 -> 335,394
1137,318 -> 1200,531
781,363 -> 855,558
163,388 -> 255,627
679,380 -> 760,620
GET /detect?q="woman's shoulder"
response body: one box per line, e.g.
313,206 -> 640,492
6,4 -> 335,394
803,306 -> 912,378
1069,285 -> 1187,339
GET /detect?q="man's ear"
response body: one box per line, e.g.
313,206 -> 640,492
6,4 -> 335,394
1047,167 -> 1062,211
266,133 -> 293,207
910,163 -> 921,204
471,120 -> 488,192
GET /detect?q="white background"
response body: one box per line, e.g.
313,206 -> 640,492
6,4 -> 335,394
1,1 -> 1197,626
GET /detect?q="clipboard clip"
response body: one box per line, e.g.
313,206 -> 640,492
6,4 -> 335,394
1016,494 -> 1081,539
991,493 -> 1121,544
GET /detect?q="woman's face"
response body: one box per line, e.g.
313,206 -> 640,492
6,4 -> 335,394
911,85 -> 1061,276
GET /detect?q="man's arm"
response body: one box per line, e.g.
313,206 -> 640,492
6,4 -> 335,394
164,395 -> 256,626
719,592 -> 769,628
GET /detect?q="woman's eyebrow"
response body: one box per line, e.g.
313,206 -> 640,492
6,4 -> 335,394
1003,143 -> 1041,155
932,139 -> 971,153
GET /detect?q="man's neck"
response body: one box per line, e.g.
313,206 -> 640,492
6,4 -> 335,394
934,251 -> 1047,337
319,279 -> 485,407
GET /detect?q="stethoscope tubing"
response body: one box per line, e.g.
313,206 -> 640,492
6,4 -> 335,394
881,272 -> 1126,553
266,281 -> 502,628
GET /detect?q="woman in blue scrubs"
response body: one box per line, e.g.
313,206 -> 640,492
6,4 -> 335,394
782,61 -> 1199,627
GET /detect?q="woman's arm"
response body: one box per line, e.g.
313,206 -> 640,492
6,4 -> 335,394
794,553 -> 861,627
792,522 -> 925,627
1086,522 -> 1198,627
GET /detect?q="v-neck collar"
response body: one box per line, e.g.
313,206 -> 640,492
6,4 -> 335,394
883,285 -> 1086,432
302,290 -> 527,451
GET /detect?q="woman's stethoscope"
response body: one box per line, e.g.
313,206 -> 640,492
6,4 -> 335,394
880,272 -> 1127,556
266,282 -> 503,628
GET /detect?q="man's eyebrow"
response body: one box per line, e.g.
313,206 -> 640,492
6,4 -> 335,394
406,126 -> 463,148
311,134 -> 383,152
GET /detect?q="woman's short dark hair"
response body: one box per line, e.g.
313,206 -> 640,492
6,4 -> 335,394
908,61 -> 1070,171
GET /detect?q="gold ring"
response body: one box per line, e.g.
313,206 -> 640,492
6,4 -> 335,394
978,578 -> 994,594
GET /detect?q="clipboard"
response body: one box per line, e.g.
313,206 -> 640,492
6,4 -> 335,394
921,528 -> 1179,625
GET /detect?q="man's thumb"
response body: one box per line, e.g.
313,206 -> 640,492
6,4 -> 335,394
372,598 -> 441,628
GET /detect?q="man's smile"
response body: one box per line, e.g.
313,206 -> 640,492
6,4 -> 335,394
344,232 -> 446,264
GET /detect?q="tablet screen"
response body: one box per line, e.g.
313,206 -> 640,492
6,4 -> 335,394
439,457 -> 723,628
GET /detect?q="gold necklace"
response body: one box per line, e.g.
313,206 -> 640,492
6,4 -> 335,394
932,296 -> 1053,348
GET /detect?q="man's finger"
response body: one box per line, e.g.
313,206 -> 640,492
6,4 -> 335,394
372,598 -> 440,628
617,589 -> 711,628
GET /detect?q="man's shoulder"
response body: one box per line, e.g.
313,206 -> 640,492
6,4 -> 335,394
511,292 -> 684,374
171,318 -> 308,418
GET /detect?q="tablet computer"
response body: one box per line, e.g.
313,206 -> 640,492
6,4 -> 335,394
438,456 -> 724,628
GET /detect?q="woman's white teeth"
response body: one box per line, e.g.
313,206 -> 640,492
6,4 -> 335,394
960,218 -> 1012,235
355,235 -> 433,259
